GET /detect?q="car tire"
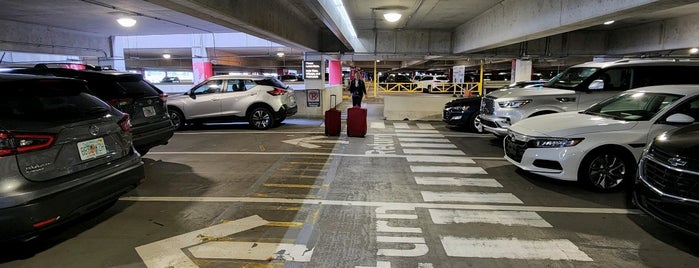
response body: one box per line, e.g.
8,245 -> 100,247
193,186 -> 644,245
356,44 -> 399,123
578,148 -> 635,192
249,107 -> 274,130
468,111 -> 483,133
168,109 -> 185,131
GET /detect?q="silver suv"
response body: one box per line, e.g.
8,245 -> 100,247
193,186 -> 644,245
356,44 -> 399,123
479,59 -> 699,137
167,75 -> 298,130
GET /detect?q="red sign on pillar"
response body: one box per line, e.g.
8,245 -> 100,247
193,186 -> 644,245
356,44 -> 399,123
193,61 -> 213,84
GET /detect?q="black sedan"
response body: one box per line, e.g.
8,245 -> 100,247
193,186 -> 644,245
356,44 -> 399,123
443,96 -> 483,133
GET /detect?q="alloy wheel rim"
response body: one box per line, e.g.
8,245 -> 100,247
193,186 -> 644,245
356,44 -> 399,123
588,154 -> 626,189
169,112 -> 181,128
253,110 -> 270,128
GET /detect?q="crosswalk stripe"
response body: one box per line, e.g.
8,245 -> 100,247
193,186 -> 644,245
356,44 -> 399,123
415,177 -> 501,187
377,236 -> 425,244
395,129 -> 440,133
396,133 -> 445,138
428,209 -> 552,227
370,122 -> 386,129
401,143 -> 457,148
398,138 -> 450,143
417,123 -> 435,129
410,166 -> 486,174
421,191 -> 523,204
393,123 -> 410,129
403,149 -> 464,155
405,156 -> 474,164
440,236 -> 593,261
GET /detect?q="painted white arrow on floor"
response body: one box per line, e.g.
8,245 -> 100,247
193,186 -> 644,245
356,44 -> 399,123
135,215 -> 268,268
283,135 -> 349,149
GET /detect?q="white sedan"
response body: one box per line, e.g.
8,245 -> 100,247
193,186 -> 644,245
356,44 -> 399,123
504,85 -> 699,192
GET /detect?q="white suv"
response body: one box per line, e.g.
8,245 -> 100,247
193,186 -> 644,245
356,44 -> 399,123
167,75 -> 297,130
417,75 -> 449,93
480,59 -> 699,137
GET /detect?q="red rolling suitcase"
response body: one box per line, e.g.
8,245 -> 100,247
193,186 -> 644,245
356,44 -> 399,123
324,95 -> 341,136
347,106 -> 367,137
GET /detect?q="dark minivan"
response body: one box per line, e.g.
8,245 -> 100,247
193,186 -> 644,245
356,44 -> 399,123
6,64 -> 174,155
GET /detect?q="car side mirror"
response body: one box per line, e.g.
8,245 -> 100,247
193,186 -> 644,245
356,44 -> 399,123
588,79 -> 604,90
188,91 -> 196,99
666,113 -> 695,124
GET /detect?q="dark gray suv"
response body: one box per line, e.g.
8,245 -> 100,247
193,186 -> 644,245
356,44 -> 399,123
0,74 -> 145,242
6,64 -> 174,155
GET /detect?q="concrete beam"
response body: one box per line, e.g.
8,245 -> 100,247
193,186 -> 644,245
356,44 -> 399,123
147,0 -> 323,51
607,13 -> 699,54
0,19 -> 110,58
357,29 -> 451,55
453,0 -> 695,54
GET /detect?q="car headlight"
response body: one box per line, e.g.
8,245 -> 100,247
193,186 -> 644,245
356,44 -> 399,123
529,138 -> 584,148
498,99 -> 532,108
450,105 -> 469,111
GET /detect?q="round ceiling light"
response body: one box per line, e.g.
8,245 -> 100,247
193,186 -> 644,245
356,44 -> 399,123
690,48 -> 699,54
117,17 -> 137,27
162,54 -> 171,59
276,52 -> 285,57
383,12 -> 402,22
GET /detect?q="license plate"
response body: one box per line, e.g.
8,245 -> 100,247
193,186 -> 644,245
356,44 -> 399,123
77,138 -> 107,161
143,106 -> 156,117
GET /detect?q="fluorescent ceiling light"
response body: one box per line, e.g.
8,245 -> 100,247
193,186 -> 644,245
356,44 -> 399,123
162,54 -> 171,59
384,12 -> 402,22
690,48 -> 699,54
603,20 -> 615,25
332,0 -> 357,38
276,52 -> 285,57
117,17 -> 137,27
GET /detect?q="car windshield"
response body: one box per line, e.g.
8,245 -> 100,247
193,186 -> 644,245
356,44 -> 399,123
581,92 -> 682,121
544,67 -> 599,89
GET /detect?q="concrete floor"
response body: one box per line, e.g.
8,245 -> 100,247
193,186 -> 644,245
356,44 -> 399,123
2,97 -> 699,267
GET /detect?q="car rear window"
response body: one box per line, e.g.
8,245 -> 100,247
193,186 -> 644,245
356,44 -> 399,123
255,78 -> 288,88
0,79 -> 110,121
87,78 -> 161,99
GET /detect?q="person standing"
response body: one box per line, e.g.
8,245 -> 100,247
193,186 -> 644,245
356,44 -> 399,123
349,77 -> 367,107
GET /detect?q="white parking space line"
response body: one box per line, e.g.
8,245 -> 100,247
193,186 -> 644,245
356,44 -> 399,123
401,143 -> 457,148
377,221 -> 422,233
421,191 -> 523,204
398,138 -> 450,143
417,123 -> 435,129
405,156 -> 475,164
395,133 -> 445,138
410,166 -> 487,174
403,149 -> 465,155
120,196 -> 642,214
395,129 -> 440,133
429,209 -> 552,227
377,236 -> 426,244
440,236 -> 593,261
415,177 -> 501,187
370,122 -> 386,129
393,123 -> 410,129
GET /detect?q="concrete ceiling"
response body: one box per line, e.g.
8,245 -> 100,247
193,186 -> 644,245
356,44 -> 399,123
1,0 -> 698,72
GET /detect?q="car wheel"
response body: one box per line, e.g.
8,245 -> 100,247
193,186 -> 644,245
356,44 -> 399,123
468,111 -> 483,133
249,107 -> 274,130
168,109 -> 185,130
578,148 -> 634,192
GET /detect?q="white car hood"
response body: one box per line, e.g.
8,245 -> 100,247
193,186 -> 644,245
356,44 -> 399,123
509,111 -> 638,137
486,86 -> 575,99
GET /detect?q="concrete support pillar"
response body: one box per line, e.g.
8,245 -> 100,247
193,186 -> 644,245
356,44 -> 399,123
192,46 -> 212,84
109,36 -> 126,71
511,59 -> 532,82
328,60 -> 342,85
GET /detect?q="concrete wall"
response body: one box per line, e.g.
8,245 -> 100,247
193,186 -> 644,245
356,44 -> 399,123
384,95 -> 455,121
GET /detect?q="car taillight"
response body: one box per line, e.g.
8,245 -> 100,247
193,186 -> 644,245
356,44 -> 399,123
159,93 -> 168,102
106,98 -> 134,107
267,88 -> 287,96
0,132 -> 56,157
118,114 -> 132,132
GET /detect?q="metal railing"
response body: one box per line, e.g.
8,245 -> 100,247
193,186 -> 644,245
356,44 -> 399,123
374,82 -> 482,96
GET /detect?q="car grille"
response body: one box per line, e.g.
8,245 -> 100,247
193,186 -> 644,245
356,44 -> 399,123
641,147 -> 699,200
504,134 -> 527,162
481,96 -> 496,115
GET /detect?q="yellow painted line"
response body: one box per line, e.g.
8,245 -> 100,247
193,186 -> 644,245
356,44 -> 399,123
270,175 -> 319,179
265,221 -> 303,228
279,167 -> 326,172
263,183 -> 319,189
255,205 -> 302,211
